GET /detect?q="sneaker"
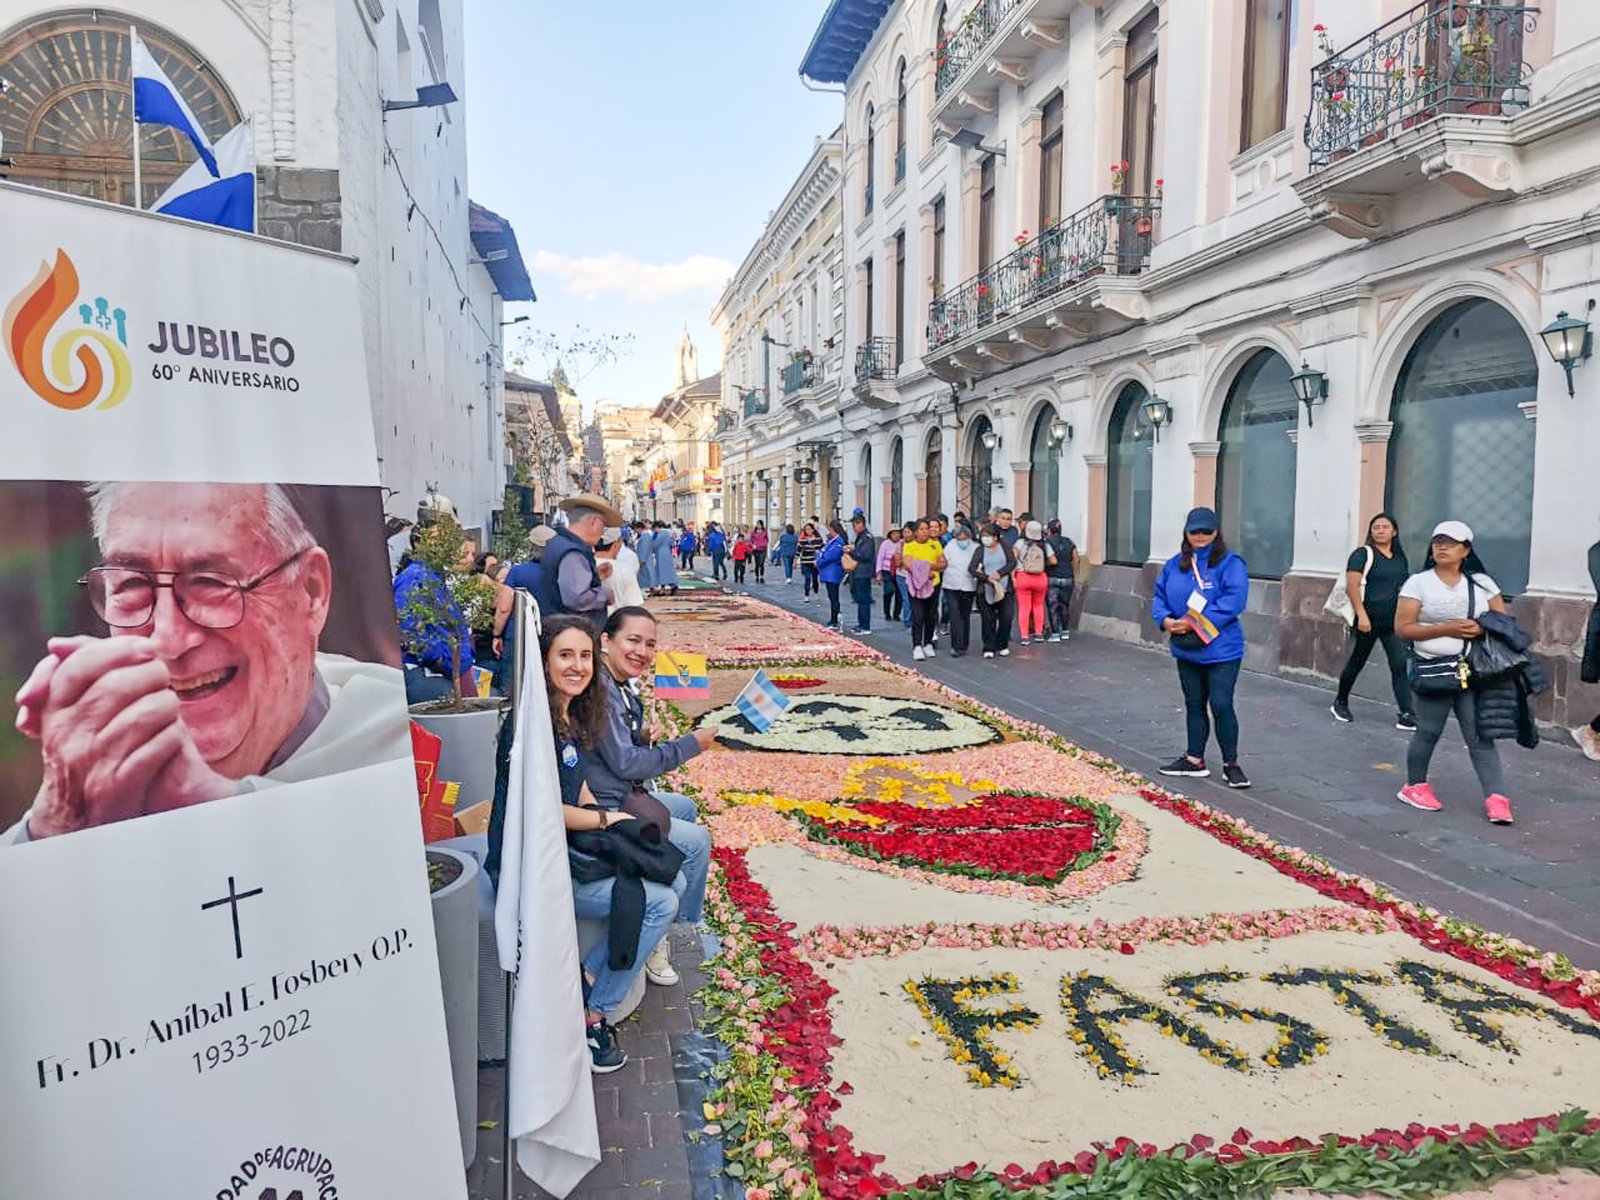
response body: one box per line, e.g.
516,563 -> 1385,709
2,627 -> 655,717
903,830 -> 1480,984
1396,712 -> 1419,732
983,651 -> 995,659
1047,633 -> 1064,643
1222,762 -> 1251,789
1159,756 -> 1210,778
644,940 -> 679,987
1396,782 -> 1443,812
999,648 -> 1010,657
1484,794 -> 1515,825
849,627 -> 871,636
913,646 -> 926,661
923,644 -> 936,658
587,1019 -> 627,1074
1572,724 -> 1600,762
1019,638 -> 1031,647
1330,700 -> 1353,723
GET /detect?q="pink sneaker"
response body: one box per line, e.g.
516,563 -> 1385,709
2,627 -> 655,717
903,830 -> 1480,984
1396,783 -> 1442,812
1484,794 -> 1515,825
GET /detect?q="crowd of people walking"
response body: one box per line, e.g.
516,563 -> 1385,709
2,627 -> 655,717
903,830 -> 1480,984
646,502 -> 1598,822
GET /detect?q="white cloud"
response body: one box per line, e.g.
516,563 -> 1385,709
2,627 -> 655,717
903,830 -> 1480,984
531,249 -> 734,303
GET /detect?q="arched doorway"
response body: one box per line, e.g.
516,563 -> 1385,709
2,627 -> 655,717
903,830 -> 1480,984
964,416 -> 995,519
1106,383 -> 1153,565
0,12 -> 242,208
1216,350 -> 1298,577
1387,299 -> 1537,594
1028,408 -> 1061,518
924,434 -> 943,517
889,437 -> 904,526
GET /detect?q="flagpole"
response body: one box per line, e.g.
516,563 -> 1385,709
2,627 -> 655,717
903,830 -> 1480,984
128,24 -> 142,209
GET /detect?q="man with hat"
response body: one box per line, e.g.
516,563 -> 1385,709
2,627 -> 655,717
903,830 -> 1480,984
533,493 -> 625,624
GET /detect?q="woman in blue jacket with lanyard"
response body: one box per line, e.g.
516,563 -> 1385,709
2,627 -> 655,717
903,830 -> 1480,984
1152,507 -> 1252,788
815,519 -> 847,631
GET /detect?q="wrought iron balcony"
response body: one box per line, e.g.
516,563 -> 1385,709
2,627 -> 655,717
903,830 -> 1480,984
935,0 -> 1025,96
781,356 -> 817,396
714,410 -> 736,435
926,195 -> 1160,352
855,336 -> 900,382
741,387 -> 768,419
1305,2 -> 1537,170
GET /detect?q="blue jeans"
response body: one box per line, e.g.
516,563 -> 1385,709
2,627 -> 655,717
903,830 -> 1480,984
782,553 -> 795,581
895,575 -> 912,626
656,791 -> 709,924
1175,657 -> 1243,763
572,876 -> 677,1017
711,550 -> 726,580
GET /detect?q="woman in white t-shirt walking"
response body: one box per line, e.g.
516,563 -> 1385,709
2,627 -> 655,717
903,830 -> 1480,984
1393,520 -> 1514,825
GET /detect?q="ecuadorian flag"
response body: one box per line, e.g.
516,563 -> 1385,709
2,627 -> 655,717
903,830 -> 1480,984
734,670 -> 790,733
654,652 -> 709,699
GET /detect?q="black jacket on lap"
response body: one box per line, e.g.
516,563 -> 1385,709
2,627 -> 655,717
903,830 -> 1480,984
567,820 -> 684,970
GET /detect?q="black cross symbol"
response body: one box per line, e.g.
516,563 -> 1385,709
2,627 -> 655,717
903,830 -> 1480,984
201,876 -> 265,960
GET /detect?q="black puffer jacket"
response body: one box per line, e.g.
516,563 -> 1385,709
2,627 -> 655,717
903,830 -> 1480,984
1473,611 -> 1547,748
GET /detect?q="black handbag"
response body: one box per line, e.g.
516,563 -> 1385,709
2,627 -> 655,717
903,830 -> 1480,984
1409,653 -> 1470,695
1462,576 -> 1527,686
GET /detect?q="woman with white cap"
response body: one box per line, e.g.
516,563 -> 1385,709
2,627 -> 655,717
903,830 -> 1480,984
1011,520 -> 1056,647
1394,520 -> 1515,824
1153,508 -> 1252,788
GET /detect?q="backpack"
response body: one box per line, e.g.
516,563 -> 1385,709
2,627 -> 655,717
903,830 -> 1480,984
1017,539 -> 1047,574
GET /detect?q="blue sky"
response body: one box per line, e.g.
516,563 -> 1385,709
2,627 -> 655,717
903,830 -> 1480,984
464,2 -> 844,421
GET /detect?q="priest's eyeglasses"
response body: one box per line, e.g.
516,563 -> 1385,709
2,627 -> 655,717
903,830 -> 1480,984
79,549 -> 309,630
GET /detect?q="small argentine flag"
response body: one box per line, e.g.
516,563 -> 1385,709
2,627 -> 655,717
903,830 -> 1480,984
734,670 -> 790,734
132,34 -> 219,177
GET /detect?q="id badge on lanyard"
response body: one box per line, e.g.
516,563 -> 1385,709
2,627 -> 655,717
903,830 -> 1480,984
1187,563 -> 1210,615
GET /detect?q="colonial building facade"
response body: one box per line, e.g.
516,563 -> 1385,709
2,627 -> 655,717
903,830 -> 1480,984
796,0 -> 1600,726
714,134 -> 849,531
0,2 -> 533,536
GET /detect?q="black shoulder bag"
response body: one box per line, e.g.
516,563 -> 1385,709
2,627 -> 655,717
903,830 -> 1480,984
1408,575 -> 1479,696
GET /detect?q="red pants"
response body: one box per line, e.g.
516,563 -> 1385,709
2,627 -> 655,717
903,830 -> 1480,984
1014,571 -> 1049,640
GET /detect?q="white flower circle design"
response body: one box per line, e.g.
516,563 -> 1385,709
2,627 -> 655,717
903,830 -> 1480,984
698,692 -> 1001,755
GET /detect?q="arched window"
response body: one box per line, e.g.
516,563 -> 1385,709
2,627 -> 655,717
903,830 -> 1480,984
890,437 -> 905,526
1216,350 -> 1298,578
966,416 -> 994,518
924,435 -> 943,516
0,12 -> 241,208
1387,299 -> 1537,594
894,61 -> 908,184
864,103 -> 876,214
1028,408 -> 1061,518
859,444 -> 873,526
934,4 -> 949,97
1106,383 -> 1153,565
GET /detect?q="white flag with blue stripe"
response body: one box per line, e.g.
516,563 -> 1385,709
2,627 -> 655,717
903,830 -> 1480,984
132,33 -> 218,177
734,669 -> 791,733
155,119 -> 255,232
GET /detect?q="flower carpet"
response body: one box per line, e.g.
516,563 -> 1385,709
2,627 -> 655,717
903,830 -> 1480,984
646,591 -> 1600,1199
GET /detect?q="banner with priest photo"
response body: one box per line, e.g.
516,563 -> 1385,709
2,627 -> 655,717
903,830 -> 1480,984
0,182 -> 465,1198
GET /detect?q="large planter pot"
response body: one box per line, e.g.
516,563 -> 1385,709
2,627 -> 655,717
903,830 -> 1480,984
410,698 -> 506,812
429,846 -> 480,1169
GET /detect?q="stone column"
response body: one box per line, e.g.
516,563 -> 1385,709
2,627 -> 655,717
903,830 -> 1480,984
1017,108 -> 1044,235
1189,441 -> 1221,507
1083,454 -> 1108,563
1094,33 -> 1129,192
960,162 -> 983,278
1354,421 -> 1393,529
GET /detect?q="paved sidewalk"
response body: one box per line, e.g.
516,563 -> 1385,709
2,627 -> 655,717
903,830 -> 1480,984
469,928 -> 726,1200
720,574 -> 1600,968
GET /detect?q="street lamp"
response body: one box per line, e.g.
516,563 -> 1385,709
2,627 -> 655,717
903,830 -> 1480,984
980,429 -> 1001,451
1047,417 -> 1073,448
1288,363 -> 1329,426
1539,302 -> 1594,397
1141,394 -> 1172,443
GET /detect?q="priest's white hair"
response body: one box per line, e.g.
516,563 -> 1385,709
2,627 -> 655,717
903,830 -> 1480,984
84,481 -> 316,559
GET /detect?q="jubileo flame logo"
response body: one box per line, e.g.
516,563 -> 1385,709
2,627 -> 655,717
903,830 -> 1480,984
3,249 -> 133,411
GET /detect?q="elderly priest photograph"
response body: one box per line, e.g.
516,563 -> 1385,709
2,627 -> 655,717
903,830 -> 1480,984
3,480 -> 408,844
